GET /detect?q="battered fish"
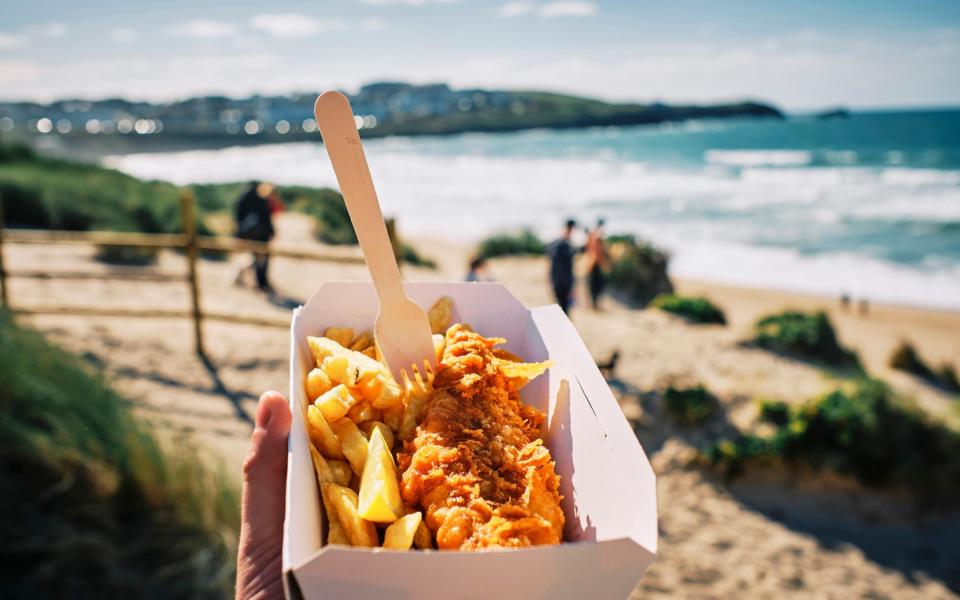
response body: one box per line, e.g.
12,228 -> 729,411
398,324 -> 564,550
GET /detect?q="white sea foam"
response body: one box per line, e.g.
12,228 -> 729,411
704,149 -> 813,167
104,138 -> 960,310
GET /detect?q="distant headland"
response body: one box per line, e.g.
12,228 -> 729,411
0,81 -> 784,155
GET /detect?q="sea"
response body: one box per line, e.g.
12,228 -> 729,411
104,109 -> 960,311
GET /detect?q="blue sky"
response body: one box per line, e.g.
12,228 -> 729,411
1,0 -> 959,109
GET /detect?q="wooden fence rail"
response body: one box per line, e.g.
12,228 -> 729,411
0,190 -> 379,356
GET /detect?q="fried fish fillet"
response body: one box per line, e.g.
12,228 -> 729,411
398,324 -> 564,550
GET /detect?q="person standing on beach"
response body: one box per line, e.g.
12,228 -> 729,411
547,219 -> 577,314
585,218 -> 609,310
233,181 -> 277,295
465,256 -> 490,282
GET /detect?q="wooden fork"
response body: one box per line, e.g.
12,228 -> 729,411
314,91 -> 436,383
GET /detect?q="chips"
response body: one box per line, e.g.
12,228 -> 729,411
428,295 -> 453,334
303,296 -> 552,551
383,512 -> 423,550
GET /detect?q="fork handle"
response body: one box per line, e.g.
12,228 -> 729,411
314,91 -> 405,305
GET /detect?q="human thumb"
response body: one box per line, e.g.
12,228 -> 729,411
237,391 -> 291,597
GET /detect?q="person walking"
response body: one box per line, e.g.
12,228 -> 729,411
465,256 -> 490,282
547,219 -> 577,314
585,217 -> 609,310
234,181 -> 277,295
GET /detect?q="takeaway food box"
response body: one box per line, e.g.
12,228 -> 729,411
283,282 -> 657,599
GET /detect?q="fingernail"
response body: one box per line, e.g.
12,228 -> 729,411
256,394 -> 275,428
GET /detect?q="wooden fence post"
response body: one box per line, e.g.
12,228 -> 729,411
385,217 -> 401,273
0,192 -> 8,308
180,190 -> 205,357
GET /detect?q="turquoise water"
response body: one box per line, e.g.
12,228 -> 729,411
106,109 -> 960,309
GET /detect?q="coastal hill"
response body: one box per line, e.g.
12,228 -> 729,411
0,81 -> 783,154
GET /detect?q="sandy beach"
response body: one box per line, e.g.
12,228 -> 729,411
6,212 -> 959,598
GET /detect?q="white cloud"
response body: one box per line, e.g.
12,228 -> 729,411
500,1 -> 596,18
29,22 -> 68,38
499,2 -> 535,18
0,22 -> 67,48
361,18 -> 387,31
539,1 -> 596,17
0,32 -> 27,48
249,13 -> 347,38
109,29 -> 139,44
166,20 -> 239,39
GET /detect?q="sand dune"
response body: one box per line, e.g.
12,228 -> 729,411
6,213 -> 959,598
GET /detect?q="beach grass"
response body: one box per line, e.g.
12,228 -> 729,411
475,230 -> 546,260
753,310 -> 860,369
704,378 -> 960,504
607,236 -> 672,306
889,340 -> 960,393
0,310 -> 240,598
663,384 -> 717,426
652,294 -> 727,324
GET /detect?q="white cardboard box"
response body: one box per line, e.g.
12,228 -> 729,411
283,282 -> 657,599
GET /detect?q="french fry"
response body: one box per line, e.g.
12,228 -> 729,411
428,296 -> 453,335
307,405 -> 344,459
321,355 -> 351,385
307,444 -> 349,545
432,333 -> 445,363
331,417 -> 368,476
381,402 -> 403,433
361,346 -> 377,359
383,512 -> 422,550
358,427 -> 404,522
323,327 -> 354,348
399,382 -> 431,442
306,367 -> 333,401
354,376 -> 383,404
321,482 -> 378,547
308,442 -> 335,482
347,401 -> 379,425
327,459 -> 353,487
314,384 -> 360,423
359,420 -> 395,451
309,336 -> 387,385
349,330 -> 373,352
413,520 -> 433,549
372,377 -> 403,410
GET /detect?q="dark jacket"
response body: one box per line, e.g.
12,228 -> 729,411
234,188 -> 274,242
547,238 -> 575,290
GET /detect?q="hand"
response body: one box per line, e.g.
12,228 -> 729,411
236,392 -> 292,600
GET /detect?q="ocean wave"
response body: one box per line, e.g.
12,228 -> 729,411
704,149 -> 813,167
666,240 -> 960,310
103,137 -> 960,311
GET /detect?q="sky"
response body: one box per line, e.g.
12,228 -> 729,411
1,0 -> 959,110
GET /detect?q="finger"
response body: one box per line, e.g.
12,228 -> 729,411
237,392 -> 291,598
241,392 -> 291,528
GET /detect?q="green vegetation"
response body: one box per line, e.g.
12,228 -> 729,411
0,142 -> 434,266
607,235 -> 673,306
475,230 -> 546,260
753,310 -> 860,368
664,384 -> 717,426
94,245 -> 159,266
0,144 -> 195,234
704,379 -> 960,503
652,294 -> 726,324
0,310 -> 239,597
284,185 -> 355,245
889,340 -> 960,392
369,93 -> 784,138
